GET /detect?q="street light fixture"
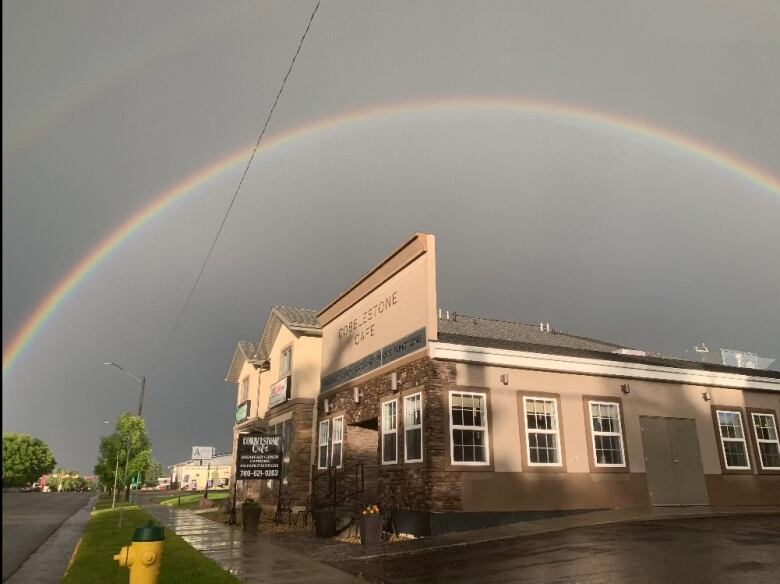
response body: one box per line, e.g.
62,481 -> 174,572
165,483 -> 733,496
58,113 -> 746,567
104,362 -> 146,417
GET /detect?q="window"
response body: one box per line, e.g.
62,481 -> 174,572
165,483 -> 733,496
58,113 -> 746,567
404,393 -> 423,463
588,401 -> 626,467
523,396 -> 561,466
280,346 -> 292,377
240,377 -> 249,402
450,391 -> 489,465
318,420 -> 329,469
382,400 -> 398,464
715,409 -> 751,470
331,416 -> 344,468
750,412 -> 780,470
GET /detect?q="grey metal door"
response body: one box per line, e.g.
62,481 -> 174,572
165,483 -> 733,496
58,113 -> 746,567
640,416 -> 709,506
641,417 -> 679,506
667,418 -> 708,505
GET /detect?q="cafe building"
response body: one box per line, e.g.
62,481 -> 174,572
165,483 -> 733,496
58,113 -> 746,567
225,305 -> 322,508
312,233 -> 780,535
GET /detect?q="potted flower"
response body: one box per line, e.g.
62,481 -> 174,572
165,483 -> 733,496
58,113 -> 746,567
360,504 -> 383,545
241,498 -> 261,535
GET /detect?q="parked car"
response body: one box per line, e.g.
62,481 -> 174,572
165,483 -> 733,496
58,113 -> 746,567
20,484 -> 33,492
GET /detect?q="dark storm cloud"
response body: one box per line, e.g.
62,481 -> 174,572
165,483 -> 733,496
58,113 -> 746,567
3,0 -> 779,473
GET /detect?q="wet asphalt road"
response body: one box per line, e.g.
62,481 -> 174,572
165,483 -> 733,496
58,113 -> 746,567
2,492 -> 91,581
336,515 -> 780,584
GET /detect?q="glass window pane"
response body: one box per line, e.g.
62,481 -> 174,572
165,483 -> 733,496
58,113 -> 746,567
758,442 -> 780,468
723,441 -> 748,468
406,428 -> 422,460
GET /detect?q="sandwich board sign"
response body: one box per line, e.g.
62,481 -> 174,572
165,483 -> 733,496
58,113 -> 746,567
235,433 -> 282,480
191,446 -> 215,461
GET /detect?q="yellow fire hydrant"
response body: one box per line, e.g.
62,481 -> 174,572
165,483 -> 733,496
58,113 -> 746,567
113,520 -> 165,584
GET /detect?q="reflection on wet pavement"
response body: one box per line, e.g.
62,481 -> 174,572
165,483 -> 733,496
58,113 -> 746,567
143,504 -> 362,583
335,516 -> 780,584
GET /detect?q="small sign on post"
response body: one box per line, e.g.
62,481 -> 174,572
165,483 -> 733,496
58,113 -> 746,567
191,446 -> 215,461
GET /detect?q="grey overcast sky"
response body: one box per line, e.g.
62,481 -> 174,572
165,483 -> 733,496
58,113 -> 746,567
3,1 -> 779,474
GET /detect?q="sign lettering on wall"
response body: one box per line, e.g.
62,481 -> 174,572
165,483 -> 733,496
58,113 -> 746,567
235,433 -> 282,480
321,328 -> 426,392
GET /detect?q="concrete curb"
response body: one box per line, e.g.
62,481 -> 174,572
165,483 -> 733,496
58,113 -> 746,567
6,494 -> 98,584
353,507 -> 780,560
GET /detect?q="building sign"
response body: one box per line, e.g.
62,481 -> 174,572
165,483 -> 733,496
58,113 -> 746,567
322,328 -> 426,392
235,433 -> 282,480
191,446 -> 215,460
269,376 -> 291,408
235,400 -> 250,423
319,234 -> 438,392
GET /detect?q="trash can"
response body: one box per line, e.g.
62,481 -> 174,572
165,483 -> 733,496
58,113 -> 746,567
313,509 -> 335,538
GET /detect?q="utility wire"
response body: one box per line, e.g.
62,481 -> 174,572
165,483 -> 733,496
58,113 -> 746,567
150,1 -> 321,375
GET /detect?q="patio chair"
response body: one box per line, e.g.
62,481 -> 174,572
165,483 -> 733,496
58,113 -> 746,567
274,492 -> 294,527
294,494 -> 315,527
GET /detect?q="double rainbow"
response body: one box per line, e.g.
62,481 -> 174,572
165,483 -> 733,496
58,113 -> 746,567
4,97 -> 779,376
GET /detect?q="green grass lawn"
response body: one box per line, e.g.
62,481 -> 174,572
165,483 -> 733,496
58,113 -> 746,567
159,491 -> 229,509
63,505 -> 239,584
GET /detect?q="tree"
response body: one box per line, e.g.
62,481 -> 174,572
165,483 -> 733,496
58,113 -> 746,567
2,433 -> 56,487
94,413 -> 153,499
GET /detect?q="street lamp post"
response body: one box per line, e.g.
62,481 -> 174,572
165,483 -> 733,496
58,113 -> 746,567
104,362 -> 146,417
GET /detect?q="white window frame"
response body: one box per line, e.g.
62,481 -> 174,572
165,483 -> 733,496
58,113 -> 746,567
588,400 -> 626,468
331,416 -> 344,469
750,412 -> 780,471
240,377 -> 249,403
523,396 -> 562,467
716,409 -> 751,470
317,420 -> 329,470
381,399 -> 398,465
448,390 -> 490,466
404,392 -> 423,463
280,345 -> 292,377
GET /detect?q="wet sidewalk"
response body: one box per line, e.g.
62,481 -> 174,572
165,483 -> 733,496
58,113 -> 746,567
142,504 -> 363,583
343,505 -> 780,561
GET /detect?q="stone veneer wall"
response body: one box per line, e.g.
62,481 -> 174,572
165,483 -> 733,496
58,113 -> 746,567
257,400 -> 316,507
316,356 -> 462,513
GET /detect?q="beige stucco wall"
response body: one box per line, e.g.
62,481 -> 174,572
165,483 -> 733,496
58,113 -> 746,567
259,326 -> 322,416
173,463 -> 232,491
454,362 -> 780,475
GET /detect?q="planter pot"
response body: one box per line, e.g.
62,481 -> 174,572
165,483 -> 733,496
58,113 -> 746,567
242,507 -> 261,535
360,515 -> 383,545
313,509 -> 335,538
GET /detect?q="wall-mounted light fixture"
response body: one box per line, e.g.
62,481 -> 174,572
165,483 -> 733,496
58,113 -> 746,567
353,387 -> 362,403
324,398 -> 330,413
390,372 -> 398,392
500,373 -> 509,385
620,384 -> 631,394
702,391 -> 711,402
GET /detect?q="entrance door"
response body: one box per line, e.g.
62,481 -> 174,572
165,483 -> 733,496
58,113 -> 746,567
640,417 -> 709,506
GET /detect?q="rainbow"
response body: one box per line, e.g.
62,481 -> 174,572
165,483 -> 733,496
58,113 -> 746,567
4,97 -> 780,376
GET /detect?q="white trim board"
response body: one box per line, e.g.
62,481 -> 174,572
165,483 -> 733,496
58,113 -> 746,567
430,342 -> 780,392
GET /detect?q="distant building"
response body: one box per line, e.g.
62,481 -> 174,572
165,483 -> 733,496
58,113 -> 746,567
169,454 -> 231,491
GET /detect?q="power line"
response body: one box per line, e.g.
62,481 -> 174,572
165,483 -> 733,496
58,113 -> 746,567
150,1 -> 321,375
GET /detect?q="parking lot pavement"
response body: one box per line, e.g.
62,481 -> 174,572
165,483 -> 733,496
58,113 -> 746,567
333,515 -> 780,584
2,492 -> 92,581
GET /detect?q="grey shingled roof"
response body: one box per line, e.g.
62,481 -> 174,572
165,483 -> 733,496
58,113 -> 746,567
437,312 -> 780,379
225,341 -> 259,383
274,306 -> 320,330
438,313 -> 628,353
